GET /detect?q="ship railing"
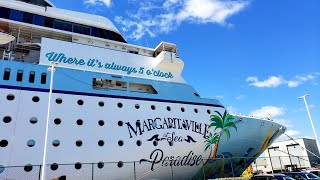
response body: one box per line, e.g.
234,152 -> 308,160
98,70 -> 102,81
0,155 -> 319,179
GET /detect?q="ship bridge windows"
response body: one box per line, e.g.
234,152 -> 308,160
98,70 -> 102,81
0,7 -> 11,19
3,68 -> 11,80
129,83 -> 158,94
54,20 -> 73,32
16,70 -> 23,82
29,71 -> 35,83
41,72 -> 47,84
22,12 -> 34,24
33,14 -> 44,26
44,17 -> 54,28
10,10 -> 23,22
93,78 -> 127,91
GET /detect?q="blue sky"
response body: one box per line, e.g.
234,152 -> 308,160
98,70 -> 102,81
51,0 -> 320,141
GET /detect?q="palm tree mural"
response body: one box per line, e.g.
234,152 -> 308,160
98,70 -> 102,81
208,110 -> 237,158
193,110 -> 238,179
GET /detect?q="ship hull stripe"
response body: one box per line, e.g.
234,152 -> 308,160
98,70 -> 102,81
0,84 -> 224,108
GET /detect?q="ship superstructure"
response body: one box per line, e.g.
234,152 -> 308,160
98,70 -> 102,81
0,0 -> 286,179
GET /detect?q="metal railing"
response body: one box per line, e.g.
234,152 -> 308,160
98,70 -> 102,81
0,156 -> 319,180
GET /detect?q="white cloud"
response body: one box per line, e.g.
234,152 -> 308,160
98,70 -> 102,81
246,73 -> 320,88
250,106 -> 285,118
286,130 -> 301,136
84,0 -> 111,7
246,76 -> 284,88
236,95 -> 246,100
274,118 -> 293,127
115,0 -> 249,40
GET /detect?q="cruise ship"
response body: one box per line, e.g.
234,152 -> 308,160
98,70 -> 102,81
0,0 -> 286,179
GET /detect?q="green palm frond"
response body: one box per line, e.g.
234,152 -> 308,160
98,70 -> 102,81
223,129 -> 230,140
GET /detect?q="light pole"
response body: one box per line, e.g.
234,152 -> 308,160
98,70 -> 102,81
298,94 -> 320,152
41,62 -> 58,180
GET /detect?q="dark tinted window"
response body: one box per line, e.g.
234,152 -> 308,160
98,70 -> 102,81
44,17 -> 54,28
16,70 -> 23,82
91,27 -> 99,37
3,68 -> 10,80
105,30 -> 115,40
99,29 -> 106,39
10,10 -> 23,22
33,14 -> 44,26
0,7 -> 11,19
73,24 -> 83,34
83,26 -> 91,35
41,73 -> 47,84
112,32 -> 126,43
29,71 -> 35,83
22,12 -> 33,24
54,20 -> 72,32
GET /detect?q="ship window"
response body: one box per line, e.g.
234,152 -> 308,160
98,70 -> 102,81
118,140 -> 124,146
91,27 -> 100,37
97,162 -> 104,169
118,121 -> 123,126
98,120 -> 104,126
30,117 -> 38,124
0,7 -> 11,19
10,10 -> 23,22
24,165 -> 33,172
207,110 -> 211,114
3,116 -> 12,123
77,100 -> 84,105
33,14 -> 44,26
52,140 -> 60,147
44,17 -> 54,28
16,70 -> 23,82
54,20 -> 72,32
98,29 -> 106,39
29,71 -> 35,83
83,26 -> 91,35
76,119 -> 83,126
51,164 -> 58,171
0,140 -> 8,147
75,163 -> 82,170
105,30 -> 115,40
129,83 -> 157,94
194,108 -> 198,113
56,98 -> 62,104
73,24 -> 83,34
27,140 -> 35,147
112,31 -> 126,43
181,107 -> 185,112
76,140 -> 82,147
98,140 -> 104,147
7,94 -> 15,101
136,140 -> 142,146
54,118 -> 61,125
117,161 -> 123,168
167,106 -> 171,111
151,105 -> 156,110
93,78 -> 127,91
32,96 -> 40,102
3,68 -> 10,80
0,165 -> 4,173
22,12 -> 34,24
41,73 -> 47,84
98,101 -> 104,107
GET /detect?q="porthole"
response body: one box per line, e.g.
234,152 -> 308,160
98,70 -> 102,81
0,140 -> 8,147
151,105 -> 156,110
169,141 -> 174,146
3,116 -> 12,123
76,140 -> 83,147
153,140 -> 158,146
30,117 -> 37,124
118,121 -> 123,127
181,108 -> 185,112
118,140 -> 124,146
194,108 -> 198,113
136,140 -> 142,146
136,120 -> 141,127
75,163 -> 82,170
98,120 -> 104,126
77,119 -> 83,126
24,165 -> 33,172
99,101 -> 104,107
97,162 -> 104,169
52,140 -> 60,147
135,104 -> 140,109
54,118 -> 61,125
194,93 -> 200,97
207,110 -> 211,114
56,98 -> 62,104
117,161 -> 123,168
32,96 -> 40,102
0,165 -> 4,173
7,94 -> 14,101
77,100 -> 84,105
98,140 -> 104,147
117,103 -> 123,108
27,140 -> 35,147
167,106 -> 171,111
51,163 -> 58,171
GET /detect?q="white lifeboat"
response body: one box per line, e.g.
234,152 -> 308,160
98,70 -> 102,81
0,29 -> 15,45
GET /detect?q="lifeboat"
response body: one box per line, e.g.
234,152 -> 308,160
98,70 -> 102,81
0,28 -> 15,45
